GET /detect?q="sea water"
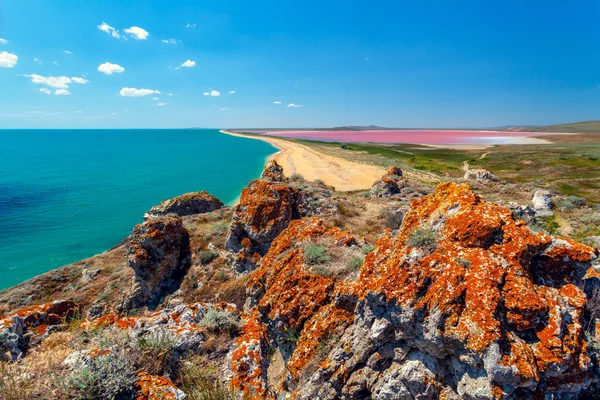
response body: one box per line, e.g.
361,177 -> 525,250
0,129 -> 276,290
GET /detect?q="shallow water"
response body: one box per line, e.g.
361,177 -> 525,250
0,129 -> 276,290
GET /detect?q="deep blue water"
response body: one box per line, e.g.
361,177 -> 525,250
0,129 -> 276,290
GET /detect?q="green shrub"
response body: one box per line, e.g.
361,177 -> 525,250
407,228 -> 440,250
567,196 -> 587,207
64,353 -> 136,400
312,264 -> 332,277
198,308 -> 240,333
580,213 -> 600,225
315,179 -> 325,185
304,244 -> 331,265
340,144 -> 350,150
199,250 -> 217,264
381,208 -> 404,230
212,222 -> 229,236
361,244 -> 376,255
137,329 -> 178,376
530,216 -> 560,235
290,174 -> 305,182
347,256 -> 363,271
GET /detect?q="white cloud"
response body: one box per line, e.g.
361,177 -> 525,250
161,38 -> 179,44
98,22 -> 121,39
119,87 -> 160,97
220,108 -> 229,111
124,26 -> 149,40
98,62 -> 125,75
203,92 -> 209,96
110,113 -> 117,116
71,77 -> 89,84
186,23 -> 196,28
0,38 -> 8,44
287,103 -> 304,108
155,102 -> 168,106
55,89 -> 71,96
167,93 -> 174,97
40,88 -> 51,95
152,97 -> 159,100
64,50 -> 73,55
181,60 -> 196,68
273,101 -> 282,104
52,61 -> 60,66
210,90 -> 220,97
0,51 -> 18,68
228,90 -> 236,94
33,58 -> 43,65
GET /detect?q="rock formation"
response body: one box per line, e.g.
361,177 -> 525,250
144,191 -> 223,220
122,216 -> 191,310
231,182 -> 600,399
226,179 -> 309,272
261,159 -> 286,182
370,166 -> 407,198
0,300 -> 79,361
532,189 -> 553,217
464,168 -> 496,181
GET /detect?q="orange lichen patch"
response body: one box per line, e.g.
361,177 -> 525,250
287,304 -> 354,379
135,372 -> 184,400
88,349 -> 111,358
502,274 -> 547,331
31,324 -> 50,335
230,310 -> 273,400
80,314 -> 118,330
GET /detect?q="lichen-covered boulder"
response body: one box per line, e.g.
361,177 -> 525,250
370,166 -> 407,198
226,179 -> 309,272
122,216 -> 191,310
0,300 -> 79,361
82,302 -> 239,356
261,159 -> 286,182
231,182 -> 600,399
144,191 -> 223,220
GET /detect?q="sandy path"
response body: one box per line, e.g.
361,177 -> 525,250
221,130 -> 386,191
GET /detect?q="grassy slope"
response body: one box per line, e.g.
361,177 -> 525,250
531,120 -> 600,133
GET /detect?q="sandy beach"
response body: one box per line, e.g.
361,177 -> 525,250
221,130 -> 386,191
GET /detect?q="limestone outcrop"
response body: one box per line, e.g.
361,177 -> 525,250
226,179 -> 309,272
370,166 -> 407,198
122,216 -> 191,310
231,182 -> 600,399
144,191 -> 223,220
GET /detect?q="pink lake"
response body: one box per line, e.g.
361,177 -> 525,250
252,130 -> 558,146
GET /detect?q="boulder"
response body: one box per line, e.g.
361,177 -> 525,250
261,159 -> 285,182
0,300 -> 79,361
122,216 -> 191,310
226,179 -> 309,272
370,166 -> 407,198
231,182 -> 600,399
464,168 -> 495,181
532,189 -> 553,216
144,191 -> 223,220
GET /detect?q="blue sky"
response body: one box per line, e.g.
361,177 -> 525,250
0,0 -> 598,128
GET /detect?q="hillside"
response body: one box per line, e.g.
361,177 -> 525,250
532,120 -> 600,133
1,161 -> 600,399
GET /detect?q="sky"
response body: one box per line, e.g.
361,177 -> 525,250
0,0 -> 599,129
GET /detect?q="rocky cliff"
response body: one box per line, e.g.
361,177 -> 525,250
1,161 -> 599,399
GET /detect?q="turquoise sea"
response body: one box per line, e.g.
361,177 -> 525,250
0,129 -> 276,290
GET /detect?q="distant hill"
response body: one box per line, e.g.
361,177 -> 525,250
529,120 -> 600,133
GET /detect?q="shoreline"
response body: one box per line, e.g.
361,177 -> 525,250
220,130 -> 387,191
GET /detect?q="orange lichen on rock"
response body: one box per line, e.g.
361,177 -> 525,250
135,372 -> 186,400
230,309 -> 273,400
231,182 -> 599,399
